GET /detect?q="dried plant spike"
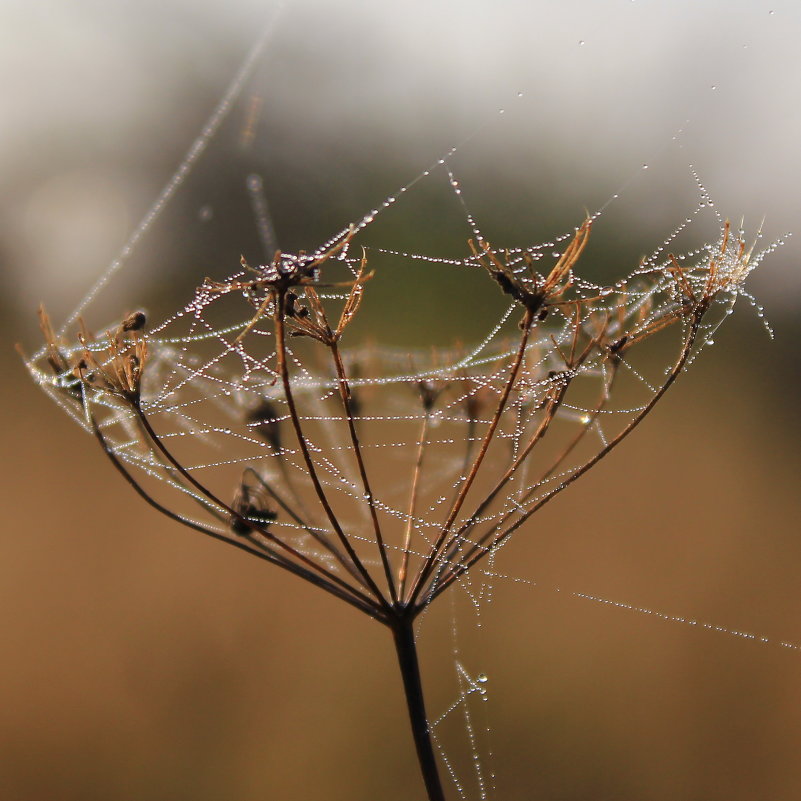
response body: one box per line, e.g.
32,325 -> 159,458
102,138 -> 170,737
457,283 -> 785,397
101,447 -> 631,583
67,314 -> 149,404
667,254 -> 697,304
721,218 -> 731,255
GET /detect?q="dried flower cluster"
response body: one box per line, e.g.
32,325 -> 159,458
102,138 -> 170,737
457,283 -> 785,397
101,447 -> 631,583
24,216 -> 766,801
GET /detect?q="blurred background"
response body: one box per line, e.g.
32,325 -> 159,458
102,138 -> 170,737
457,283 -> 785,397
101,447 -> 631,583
2,1 -> 801,799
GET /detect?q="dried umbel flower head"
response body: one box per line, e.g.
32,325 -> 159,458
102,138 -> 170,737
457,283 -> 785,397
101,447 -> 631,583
469,218 -> 591,319
33,306 -> 149,404
245,397 -> 282,450
35,305 -> 83,400
230,474 -> 277,536
75,317 -> 149,404
22,213 -> 777,801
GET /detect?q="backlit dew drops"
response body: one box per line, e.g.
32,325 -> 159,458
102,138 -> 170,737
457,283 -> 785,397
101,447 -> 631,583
642,164 -> 649,170
477,674 -> 488,684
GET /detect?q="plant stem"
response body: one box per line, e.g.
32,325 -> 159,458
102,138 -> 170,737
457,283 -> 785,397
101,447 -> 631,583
273,294 -> 390,611
330,339 -> 398,604
398,411 -> 429,601
391,613 -> 445,801
407,307 -> 535,606
89,413 -> 387,622
429,311 -> 703,601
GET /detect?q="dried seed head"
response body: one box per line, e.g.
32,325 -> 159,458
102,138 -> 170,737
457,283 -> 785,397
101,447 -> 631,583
75,317 -> 149,404
417,379 -> 443,412
470,219 -> 591,318
246,398 -> 282,451
34,305 -> 85,400
230,479 -> 277,536
121,311 -> 147,332
38,305 -> 70,375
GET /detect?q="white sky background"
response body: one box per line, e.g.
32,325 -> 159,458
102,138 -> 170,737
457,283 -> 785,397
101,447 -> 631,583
2,0 -> 800,320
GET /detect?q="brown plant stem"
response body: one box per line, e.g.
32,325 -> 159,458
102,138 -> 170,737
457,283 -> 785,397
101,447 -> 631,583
132,415 -> 230,526
407,307 -> 535,605
330,339 -> 398,604
276,452 -> 316,531
433,334 -> 604,578
273,294 -> 390,610
89,412 -> 386,622
443,358 -> 620,576
132,403 -> 377,610
431,389 -> 566,587
243,467 -> 370,590
540,364 -> 619,482
398,411 -> 430,600
428,311 -> 703,602
391,611 -> 446,801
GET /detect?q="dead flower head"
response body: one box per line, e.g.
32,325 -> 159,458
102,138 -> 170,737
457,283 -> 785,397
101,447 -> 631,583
75,313 -> 149,404
230,475 -> 278,537
469,218 -> 592,320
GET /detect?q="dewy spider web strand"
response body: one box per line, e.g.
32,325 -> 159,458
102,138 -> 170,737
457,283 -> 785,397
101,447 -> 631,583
56,4 -> 287,339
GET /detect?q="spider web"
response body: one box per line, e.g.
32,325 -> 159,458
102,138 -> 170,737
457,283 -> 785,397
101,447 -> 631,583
22,5 -> 799,799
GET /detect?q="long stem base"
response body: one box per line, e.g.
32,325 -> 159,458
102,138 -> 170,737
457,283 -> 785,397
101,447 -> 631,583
391,614 -> 445,801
